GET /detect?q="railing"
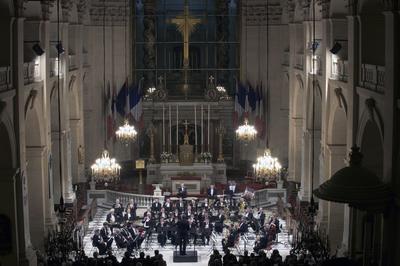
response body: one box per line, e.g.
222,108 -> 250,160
23,62 -> 40,84
360,64 -> 385,93
282,51 -> 290,66
87,189 -> 164,208
251,187 -> 287,207
331,59 -> 348,82
0,66 -> 11,91
294,53 -> 304,70
69,55 -> 77,71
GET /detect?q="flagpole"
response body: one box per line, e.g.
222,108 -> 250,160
207,104 -> 210,152
162,104 -> 165,152
169,104 -> 172,153
176,104 -> 179,156
201,105 -> 203,153
194,104 -> 197,156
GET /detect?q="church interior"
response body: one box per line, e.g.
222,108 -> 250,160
0,0 -> 399,265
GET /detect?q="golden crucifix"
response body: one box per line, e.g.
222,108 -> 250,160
170,0 -> 201,68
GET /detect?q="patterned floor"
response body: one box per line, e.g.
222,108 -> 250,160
83,207 -> 293,266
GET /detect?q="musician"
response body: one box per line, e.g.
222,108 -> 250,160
151,198 -> 162,213
159,207 -> 168,221
143,207 -> 152,218
113,199 -> 124,223
258,207 -> 266,226
207,184 -> 218,200
114,228 -> 128,249
168,217 -> 179,246
126,199 -> 137,221
100,222 -> 113,248
238,218 -> 249,235
178,183 -> 187,198
92,229 -> 108,255
201,218 -> 213,245
227,181 -> 237,206
214,197 -> 225,210
215,209 -> 225,234
177,215 -> 190,255
177,198 -> 186,213
186,205 -> 193,217
188,217 -> 197,245
222,225 -> 238,250
106,209 -> 117,232
244,207 -> 253,221
163,198 -> 172,212
157,218 -> 168,247
142,213 -> 152,238
253,233 -> 268,253
120,226 -> 136,253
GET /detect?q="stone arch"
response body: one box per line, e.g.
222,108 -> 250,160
25,106 -> 44,147
306,80 -> 322,130
359,120 -> 384,177
357,103 -> 384,149
327,103 -> 347,145
0,114 -> 15,169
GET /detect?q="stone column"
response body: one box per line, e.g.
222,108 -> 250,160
326,144 -> 347,255
25,147 -> 47,250
291,117 -> 303,183
382,6 -> 399,266
146,123 -> 156,163
12,12 -> 37,265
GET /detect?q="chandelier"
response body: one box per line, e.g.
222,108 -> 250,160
116,120 -> 137,145
253,149 -> 282,179
236,118 -> 257,143
91,150 -> 121,183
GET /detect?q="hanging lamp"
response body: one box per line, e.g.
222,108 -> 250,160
91,0 -> 121,183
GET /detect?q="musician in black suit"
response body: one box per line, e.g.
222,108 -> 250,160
201,218 -> 213,245
177,215 -> 190,255
100,222 -> 113,248
177,198 -> 186,213
163,198 -> 172,212
215,209 -> 225,234
157,218 -> 168,247
238,218 -> 249,235
207,184 -> 218,199
151,198 -> 162,213
178,183 -> 187,198
226,181 -> 237,206
92,229 -> 108,255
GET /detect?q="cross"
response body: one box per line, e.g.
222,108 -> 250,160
158,75 -> 164,86
183,120 -> 189,132
169,0 -> 201,68
209,75 -> 215,85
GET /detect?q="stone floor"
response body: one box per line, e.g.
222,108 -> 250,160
82,207 -> 293,266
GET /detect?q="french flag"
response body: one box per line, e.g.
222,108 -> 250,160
129,79 -> 144,129
116,79 -> 129,117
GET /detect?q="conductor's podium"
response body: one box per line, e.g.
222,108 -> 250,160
173,250 -> 198,262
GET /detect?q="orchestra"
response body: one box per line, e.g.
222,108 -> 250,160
92,183 -> 281,255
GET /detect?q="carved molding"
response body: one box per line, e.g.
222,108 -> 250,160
61,0 -> 74,22
14,0 -> 28,17
243,0 -> 283,25
365,97 -> 384,136
24,89 -> 38,117
334,87 -> 347,114
296,73 -> 304,90
77,0 -> 89,24
40,0 -> 55,21
68,75 -> 76,92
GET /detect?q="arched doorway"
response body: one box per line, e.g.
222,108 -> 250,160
357,120 -> 384,264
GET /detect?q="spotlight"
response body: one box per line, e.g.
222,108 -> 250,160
330,42 -> 342,54
310,41 -> 319,52
56,42 -> 65,55
32,43 -> 44,56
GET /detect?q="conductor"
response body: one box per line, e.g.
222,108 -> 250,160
178,183 -> 187,198
177,215 -> 190,255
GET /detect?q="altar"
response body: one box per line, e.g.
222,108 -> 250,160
147,162 -> 226,195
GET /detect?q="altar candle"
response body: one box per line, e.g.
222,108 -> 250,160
169,104 -> 172,151
176,104 -> 179,149
201,105 -> 204,150
207,104 -> 210,151
194,105 -> 197,147
162,104 -> 165,149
